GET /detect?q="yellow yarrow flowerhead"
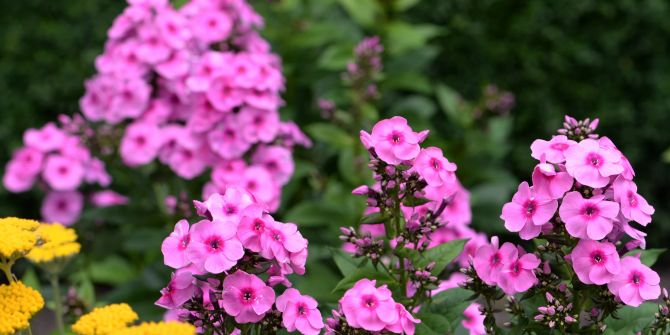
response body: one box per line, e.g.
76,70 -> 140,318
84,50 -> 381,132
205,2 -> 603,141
0,281 -> 45,335
27,223 -> 81,264
72,303 -> 139,335
0,217 -> 39,261
111,321 -> 196,335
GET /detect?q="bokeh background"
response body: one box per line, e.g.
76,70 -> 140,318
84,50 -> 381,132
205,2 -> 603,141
2,0 -> 669,321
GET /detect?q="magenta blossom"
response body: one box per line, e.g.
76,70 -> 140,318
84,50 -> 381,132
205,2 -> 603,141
90,190 -> 128,207
41,191 -> 84,226
565,139 -> 623,188
365,116 -> 428,165
161,219 -> 192,269
607,256 -> 660,307
23,122 -> 67,152
187,219 -> 244,273
42,155 -> 85,191
340,279 -> 399,332
571,240 -> 621,285
221,270 -> 275,323
383,303 -> 420,335
530,135 -> 576,163
236,204 -> 273,252
413,147 -> 457,187
497,252 -> 540,295
260,220 -> 308,264
559,192 -> 619,240
276,288 -> 324,335
155,271 -> 195,309
531,162 -> 573,200
501,182 -> 558,240
613,177 -> 654,226
462,303 -> 486,335
473,237 -> 518,286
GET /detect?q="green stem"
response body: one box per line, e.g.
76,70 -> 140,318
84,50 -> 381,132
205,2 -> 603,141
50,275 -> 65,335
0,259 -> 15,282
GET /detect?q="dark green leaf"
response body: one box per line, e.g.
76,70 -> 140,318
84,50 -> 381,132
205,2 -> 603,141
415,312 -> 453,335
402,195 -> 432,207
332,267 -> 392,293
360,211 -> 387,224
624,248 -> 666,267
285,201 -> 344,227
422,239 -> 467,274
305,123 -> 353,150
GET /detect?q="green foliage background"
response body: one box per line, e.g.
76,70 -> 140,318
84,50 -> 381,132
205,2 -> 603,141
1,0 -> 669,324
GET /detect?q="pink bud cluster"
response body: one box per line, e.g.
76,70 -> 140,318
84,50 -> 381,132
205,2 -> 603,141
80,0 -> 310,211
325,279 -> 419,335
2,121 -> 126,225
471,116 -> 660,308
158,187 -> 322,334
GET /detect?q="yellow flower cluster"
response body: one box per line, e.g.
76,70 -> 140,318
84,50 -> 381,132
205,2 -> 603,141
0,281 -> 45,335
27,223 -> 81,263
0,217 -> 39,260
72,303 -> 139,335
111,322 -> 196,335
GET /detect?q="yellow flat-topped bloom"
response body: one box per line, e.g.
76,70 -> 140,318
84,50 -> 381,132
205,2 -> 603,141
0,219 -> 37,260
27,223 -> 81,263
111,321 -> 196,335
0,217 -> 40,232
72,303 -> 139,335
0,281 -> 45,335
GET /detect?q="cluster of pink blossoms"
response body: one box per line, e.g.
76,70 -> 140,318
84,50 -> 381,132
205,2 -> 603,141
329,116 -> 487,335
2,120 -> 127,225
465,116 -> 662,333
80,0 -> 310,211
158,187 -> 322,334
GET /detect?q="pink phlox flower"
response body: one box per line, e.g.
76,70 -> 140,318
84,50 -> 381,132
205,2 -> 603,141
276,288 -> 324,335
559,191 -> 620,240
608,256 -> 660,307
571,239 -> 621,285
120,122 -> 164,166
41,191 -> 84,226
187,219 -> 244,273
531,160 -> 573,200
384,303 -> 419,335
156,270 -> 196,309
340,279 -> 399,332
613,176 -> 654,226
530,135 -> 576,163
565,138 -> 624,188
473,237 -> 518,286
497,251 -> 540,295
220,270 -> 275,323
369,116 -> 427,165
90,190 -> 128,207
23,122 -> 67,152
42,155 -> 85,191
501,182 -> 557,240
462,303 -> 486,335
413,147 -> 457,187
201,188 -> 255,225
252,145 -> 294,186
162,219 -> 192,269
260,221 -> 307,264
237,204 -> 274,252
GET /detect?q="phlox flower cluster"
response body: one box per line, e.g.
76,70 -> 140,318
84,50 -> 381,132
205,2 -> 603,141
2,122 -> 124,225
80,0 -> 310,212
158,187 -> 322,335
465,116 -> 664,333
332,116 -> 486,334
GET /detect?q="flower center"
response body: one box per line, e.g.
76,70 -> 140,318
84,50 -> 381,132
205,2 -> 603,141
361,295 -> 377,309
430,158 -> 441,170
253,219 -> 265,233
630,271 -> 644,285
583,204 -> 599,217
179,236 -> 190,250
511,261 -> 521,275
389,131 -> 403,144
240,288 -> 255,304
205,236 -> 224,253
490,253 -> 502,267
296,303 -> 308,316
225,205 -> 237,215
272,230 -> 283,242
586,153 -> 603,167
590,251 -> 605,264
524,200 -> 537,217
58,166 -> 69,175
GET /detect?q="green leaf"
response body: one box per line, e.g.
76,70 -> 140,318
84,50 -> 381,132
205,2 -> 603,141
436,83 -> 472,127
422,239 -> 467,275
624,248 -> 666,267
415,312 -> 452,335
402,195 -> 431,207
284,201 -> 344,227
21,267 -> 41,291
394,0 -> 421,11
604,302 -> 657,333
337,0 -> 381,27
360,211 -> 387,224
305,123 -> 353,150
429,288 -> 475,323
331,248 -> 360,276
387,22 -> 441,55
332,267 -> 392,293
89,256 -> 136,285
318,44 -> 354,70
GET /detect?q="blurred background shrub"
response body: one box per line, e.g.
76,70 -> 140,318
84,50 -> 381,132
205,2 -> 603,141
1,0 -> 669,320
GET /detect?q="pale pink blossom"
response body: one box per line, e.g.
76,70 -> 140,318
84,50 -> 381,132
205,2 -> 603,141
187,219 -> 244,273
473,237 -> 518,286
559,191 -> 619,240
366,116 -> 427,165
613,177 -> 654,226
41,191 -> 84,226
155,271 -> 195,309
571,239 -> 621,285
276,288 -> 324,335
220,270 -> 275,323
501,182 -> 557,240
565,139 -> 624,188
340,279 -> 399,332
608,256 -> 660,307
42,155 -> 85,191
530,135 -> 576,163
531,163 -> 573,200
162,219 -> 192,269
497,252 -> 540,295
462,303 -> 486,335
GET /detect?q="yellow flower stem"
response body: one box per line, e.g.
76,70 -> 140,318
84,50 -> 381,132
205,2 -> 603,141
0,258 -> 15,283
50,274 -> 65,335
